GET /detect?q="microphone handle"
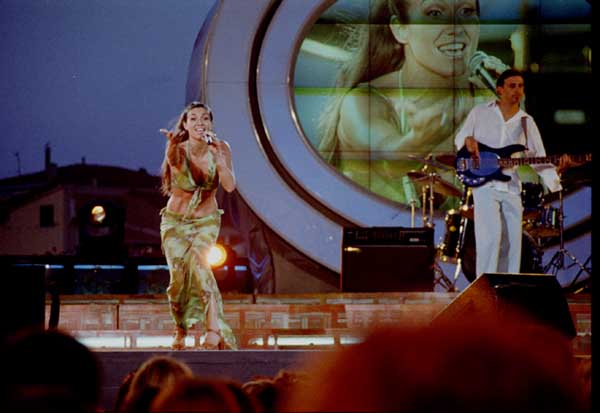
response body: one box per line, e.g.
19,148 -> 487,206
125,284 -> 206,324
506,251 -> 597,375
475,66 -> 499,97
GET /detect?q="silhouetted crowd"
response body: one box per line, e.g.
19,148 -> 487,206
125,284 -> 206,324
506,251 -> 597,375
1,312 -> 591,412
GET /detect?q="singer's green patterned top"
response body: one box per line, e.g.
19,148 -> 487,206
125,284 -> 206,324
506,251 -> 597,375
171,141 -> 219,218
171,141 -> 219,193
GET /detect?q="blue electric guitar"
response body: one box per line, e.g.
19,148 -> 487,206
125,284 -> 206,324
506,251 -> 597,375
455,143 -> 592,187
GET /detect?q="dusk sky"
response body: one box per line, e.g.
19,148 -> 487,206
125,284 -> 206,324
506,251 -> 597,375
1,0 -> 591,182
0,0 -> 214,179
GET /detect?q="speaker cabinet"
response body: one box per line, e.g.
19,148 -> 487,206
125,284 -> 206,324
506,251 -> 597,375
0,262 -> 46,341
433,272 -> 576,338
341,227 -> 434,292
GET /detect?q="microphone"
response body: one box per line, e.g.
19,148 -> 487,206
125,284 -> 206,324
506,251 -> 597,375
469,51 -> 507,96
402,175 -> 419,207
204,133 -> 214,145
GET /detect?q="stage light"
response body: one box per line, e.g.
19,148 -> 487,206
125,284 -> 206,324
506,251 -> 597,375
207,244 -> 227,267
78,200 -> 126,260
207,244 -> 251,293
90,205 -> 107,224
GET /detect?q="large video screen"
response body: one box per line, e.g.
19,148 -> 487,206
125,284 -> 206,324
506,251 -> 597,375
293,0 -> 592,211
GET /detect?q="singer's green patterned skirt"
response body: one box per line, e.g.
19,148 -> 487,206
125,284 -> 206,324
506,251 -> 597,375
160,208 -> 237,349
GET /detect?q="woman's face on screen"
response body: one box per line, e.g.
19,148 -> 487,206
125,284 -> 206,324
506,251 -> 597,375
401,0 -> 480,79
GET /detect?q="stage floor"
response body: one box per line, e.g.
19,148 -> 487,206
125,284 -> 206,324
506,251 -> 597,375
45,291 -> 590,411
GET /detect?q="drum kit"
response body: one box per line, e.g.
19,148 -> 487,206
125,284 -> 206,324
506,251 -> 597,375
403,154 -> 465,291
405,153 -> 574,291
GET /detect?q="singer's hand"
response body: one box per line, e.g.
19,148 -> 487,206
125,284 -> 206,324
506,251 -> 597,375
468,51 -> 509,94
393,97 -> 466,149
208,139 -> 228,168
203,130 -> 217,144
209,139 -> 236,192
481,54 -> 509,76
160,128 -> 183,143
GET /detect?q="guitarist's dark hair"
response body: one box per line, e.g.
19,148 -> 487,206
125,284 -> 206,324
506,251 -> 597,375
496,69 -> 524,87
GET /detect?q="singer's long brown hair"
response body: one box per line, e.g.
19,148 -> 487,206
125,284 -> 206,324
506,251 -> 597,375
160,102 -> 213,196
317,0 -> 481,163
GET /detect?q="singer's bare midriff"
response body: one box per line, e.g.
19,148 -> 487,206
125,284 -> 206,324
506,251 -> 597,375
166,187 -> 219,218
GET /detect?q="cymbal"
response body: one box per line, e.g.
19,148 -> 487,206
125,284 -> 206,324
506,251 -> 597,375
435,153 -> 456,168
407,170 -> 462,198
407,154 -> 451,171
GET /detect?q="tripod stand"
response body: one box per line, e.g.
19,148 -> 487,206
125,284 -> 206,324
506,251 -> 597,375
433,261 -> 456,292
421,172 -> 456,292
543,184 -> 592,285
404,169 -> 456,292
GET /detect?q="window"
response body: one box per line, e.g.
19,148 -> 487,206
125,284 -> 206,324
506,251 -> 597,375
40,204 -> 55,227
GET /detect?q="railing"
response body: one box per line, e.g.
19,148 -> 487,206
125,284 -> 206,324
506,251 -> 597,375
43,292 -> 591,354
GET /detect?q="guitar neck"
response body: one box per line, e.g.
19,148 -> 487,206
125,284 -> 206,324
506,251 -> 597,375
499,153 -> 591,168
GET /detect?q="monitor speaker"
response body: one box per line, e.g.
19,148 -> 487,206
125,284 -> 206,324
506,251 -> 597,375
341,227 -> 434,292
433,272 -> 576,338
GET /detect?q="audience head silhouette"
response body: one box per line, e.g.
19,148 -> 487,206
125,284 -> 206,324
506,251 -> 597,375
118,355 -> 194,413
282,315 -> 585,412
150,376 -> 248,413
1,328 -> 102,413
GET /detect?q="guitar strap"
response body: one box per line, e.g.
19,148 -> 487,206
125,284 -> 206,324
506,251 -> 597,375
522,116 -> 543,185
521,116 -> 529,150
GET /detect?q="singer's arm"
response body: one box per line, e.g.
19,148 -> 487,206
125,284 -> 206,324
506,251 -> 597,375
338,87 -> 462,155
212,140 -> 236,192
166,141 -> 186,171
160,129 -> 184,168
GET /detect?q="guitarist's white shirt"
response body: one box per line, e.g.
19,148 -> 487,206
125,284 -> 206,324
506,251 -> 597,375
455,100 -> 562,194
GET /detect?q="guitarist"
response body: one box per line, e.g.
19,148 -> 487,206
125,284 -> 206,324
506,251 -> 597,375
454,69 -> 571,280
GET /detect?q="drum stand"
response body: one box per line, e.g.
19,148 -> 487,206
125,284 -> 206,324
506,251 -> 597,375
420,174 -> 435,228
452,214 -> 470,284
543,186 -> 592,285
418,174 -> 456,292
407,194 -> 418,228
434,261 -> 456,292
448,187 -> 473,285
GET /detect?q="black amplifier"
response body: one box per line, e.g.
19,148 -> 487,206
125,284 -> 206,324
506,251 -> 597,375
341,226 -> 434,292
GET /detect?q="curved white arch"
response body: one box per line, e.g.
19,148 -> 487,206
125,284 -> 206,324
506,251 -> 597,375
203,0 -> 345,273
258,0 -> 412,227
200,0 -> 591,279
203,0 -> 421,274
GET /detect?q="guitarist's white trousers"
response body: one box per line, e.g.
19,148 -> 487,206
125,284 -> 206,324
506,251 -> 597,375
472,185 -> 523,277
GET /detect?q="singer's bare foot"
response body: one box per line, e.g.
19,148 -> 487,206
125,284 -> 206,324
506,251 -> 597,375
172,326 -> 187,350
